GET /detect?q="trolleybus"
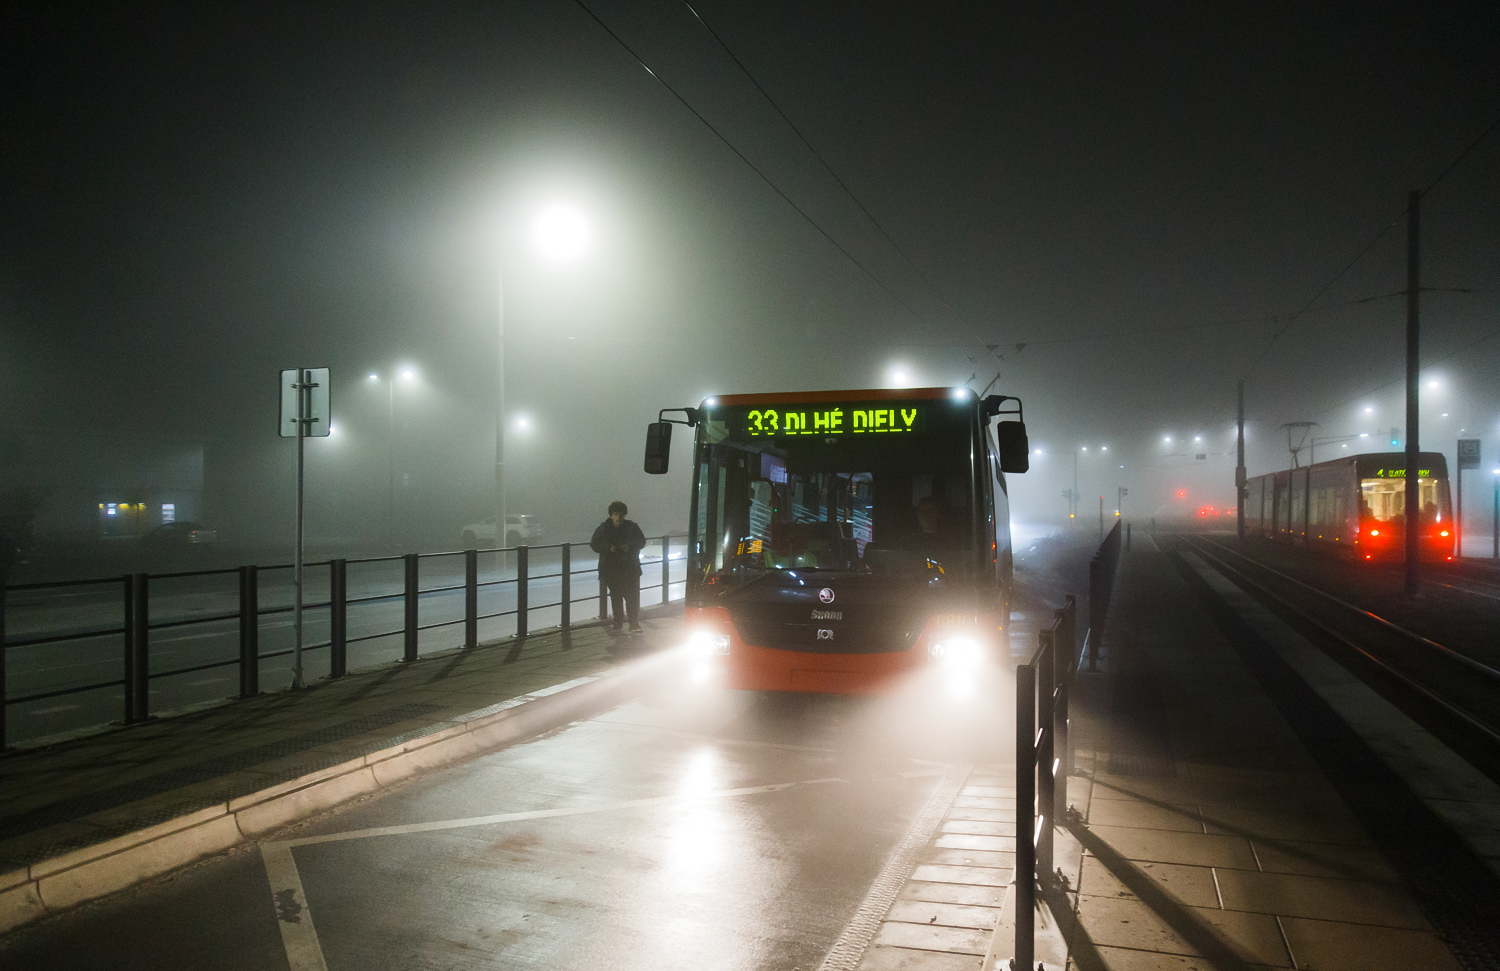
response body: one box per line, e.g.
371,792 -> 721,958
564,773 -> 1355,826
643,387 -> 1030,694
1244,451 -> 1455,561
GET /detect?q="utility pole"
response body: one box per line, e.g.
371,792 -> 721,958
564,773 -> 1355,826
1099,495 -> 1104,539
1236,381 -> 1246,541
1404,190 -> 1420,596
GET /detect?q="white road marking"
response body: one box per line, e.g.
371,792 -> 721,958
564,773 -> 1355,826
593,718 -> 842,754
263,768 -> 941,971
261,842 -> 329,971
282,780 -> 807,848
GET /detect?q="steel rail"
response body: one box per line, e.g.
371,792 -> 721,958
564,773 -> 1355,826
4,626 -> 129,649
148,656 -> 245,680
5,678 -> 129,706
1182,538 -> 1500,749
1424,577 -> 1500,604
1194,536 -> 1500,684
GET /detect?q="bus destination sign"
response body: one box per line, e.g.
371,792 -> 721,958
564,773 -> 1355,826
725,403 -> 929,439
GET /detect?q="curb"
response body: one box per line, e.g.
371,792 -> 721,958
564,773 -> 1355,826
0,666 -> 646,934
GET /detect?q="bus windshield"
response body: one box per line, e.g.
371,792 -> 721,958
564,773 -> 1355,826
692,402 -> 975,580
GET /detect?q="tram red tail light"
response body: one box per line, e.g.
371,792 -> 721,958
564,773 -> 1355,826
1369,529 -> 1379,536
1439,530 -> 1450,537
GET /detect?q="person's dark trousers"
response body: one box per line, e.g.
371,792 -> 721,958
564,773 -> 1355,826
606,575 -> 641,629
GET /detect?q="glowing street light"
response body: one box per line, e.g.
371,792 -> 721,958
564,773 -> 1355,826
496,202 -> 592,545
532,204 -> 591,263
370,366 -> 421,548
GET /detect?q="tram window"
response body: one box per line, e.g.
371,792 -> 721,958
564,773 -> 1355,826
1360,478 -> 1449,523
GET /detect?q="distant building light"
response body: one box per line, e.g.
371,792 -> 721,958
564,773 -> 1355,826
161,503 -> 176,523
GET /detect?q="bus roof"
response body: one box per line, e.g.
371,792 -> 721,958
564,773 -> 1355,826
707,387 -> 961,407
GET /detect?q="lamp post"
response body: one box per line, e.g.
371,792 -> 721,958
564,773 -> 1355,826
368,369 -> 415,550
496,204 -> 591,550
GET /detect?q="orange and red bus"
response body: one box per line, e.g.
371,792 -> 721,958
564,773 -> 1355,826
1244,452 -> 1455,561
643,387 -> 1030,694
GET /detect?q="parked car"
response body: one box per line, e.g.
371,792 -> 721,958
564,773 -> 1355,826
141,520 -> 218,549
638,539 -> 687,564
460,514 -> 543,548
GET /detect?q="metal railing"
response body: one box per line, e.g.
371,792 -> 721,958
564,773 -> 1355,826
0,534 -> 688,748
1012,520 -> 1123,967
1085,520 -> 1123,670
1013,594 -> 1077,970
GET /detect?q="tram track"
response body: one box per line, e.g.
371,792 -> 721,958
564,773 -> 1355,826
1175,534 -> 1500,782
1430,563 -> 1500,603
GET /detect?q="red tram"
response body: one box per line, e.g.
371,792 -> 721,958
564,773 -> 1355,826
1244,452 -> 1454,562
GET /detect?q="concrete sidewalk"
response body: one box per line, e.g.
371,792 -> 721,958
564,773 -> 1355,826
0,607 -> 682,884
1051,534 -> 1472,970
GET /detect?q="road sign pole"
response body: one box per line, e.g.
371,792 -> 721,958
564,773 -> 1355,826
293,368 -> 306,689
278,365 -> 329,691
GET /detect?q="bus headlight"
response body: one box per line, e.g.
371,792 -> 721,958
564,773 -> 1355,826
929,638 -> 983,670
687,631 -> 731,656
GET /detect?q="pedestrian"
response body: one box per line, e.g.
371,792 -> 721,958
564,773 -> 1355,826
590,500 -> 646,633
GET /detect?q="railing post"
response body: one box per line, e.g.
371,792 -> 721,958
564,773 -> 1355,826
1087,556 -> 1101,671
599,576 -> 608,621
1015,659 -> 1036,971
1037,629 -> 1055,887
238,566 -> 259,698
1053,611 -> 1070,826
330,559 -> 347,678
560,543 -> 571,629
464,549 -> 478,649
403,553 -> 419,662
661,535 -> 670,604
516,545 -> 529,639
124,573 -> 149,723
1060,595 -> 1077,787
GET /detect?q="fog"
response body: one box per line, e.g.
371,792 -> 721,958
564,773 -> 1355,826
3,2 -> 1498,579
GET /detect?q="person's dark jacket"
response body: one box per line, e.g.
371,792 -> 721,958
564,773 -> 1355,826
590,519 -> 646,580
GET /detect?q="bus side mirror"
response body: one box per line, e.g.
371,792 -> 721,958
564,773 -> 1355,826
997,421 -> 1029,473
644,422 -> 672,474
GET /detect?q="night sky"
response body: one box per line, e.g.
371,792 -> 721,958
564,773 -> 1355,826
3,2 -> 1498,554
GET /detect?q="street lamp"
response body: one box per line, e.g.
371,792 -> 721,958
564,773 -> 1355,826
496,203 -> 591,548
369,368 -> 418,549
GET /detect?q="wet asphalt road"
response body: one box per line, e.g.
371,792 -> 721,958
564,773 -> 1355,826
2,529 -> 1087,969
2,657 -> 1012,971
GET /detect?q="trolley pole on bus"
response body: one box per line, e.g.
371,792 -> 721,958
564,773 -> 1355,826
1403,190 -> 1420,596
1236,380 -> 1246,541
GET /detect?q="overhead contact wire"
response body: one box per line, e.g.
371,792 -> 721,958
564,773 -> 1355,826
572,0 -> 929,325
683,1 -> 960,333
